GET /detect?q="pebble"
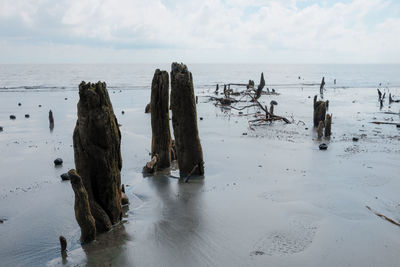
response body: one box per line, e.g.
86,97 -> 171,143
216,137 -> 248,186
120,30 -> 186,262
200,117 -> 203,120
319,143 -> 328,150
122,110 -> 125,114
270,100 -> 278,105
352,137 -> 359,142
18,103 -> 21,106
38,105 -> 42,107
10,115 -> 16,120
54,158 -> 63,166
242,132 -> 247,135
60,173 -> 70,180
65,98 -> 68,100
0,126 -> 3,132
25,114 -> 30,118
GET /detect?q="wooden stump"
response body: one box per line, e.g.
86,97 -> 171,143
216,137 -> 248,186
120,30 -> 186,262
317,121 -> 324,140
69,169 -> 96,243
255,72 -> 265,99
73,81 -> 122,230
49,110 -> 54,130
313,95 -> 327,128
320,77 -> 325,95
170,63 -> 204,177
150,69 -> 172,170
325,114 -> 332,137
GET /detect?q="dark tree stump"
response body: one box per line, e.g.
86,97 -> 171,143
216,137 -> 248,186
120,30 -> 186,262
325,113 -> 332,137
150,69 -> 172,170
313,95 -> 327,127
73,81 -> 122,230
69,170 -> 96,243
170,63 -> 204,177
255,72 -> 265,99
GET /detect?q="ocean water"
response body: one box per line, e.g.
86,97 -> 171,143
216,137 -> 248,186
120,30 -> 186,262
0,64 -> 399,91
1,64 -> 400,266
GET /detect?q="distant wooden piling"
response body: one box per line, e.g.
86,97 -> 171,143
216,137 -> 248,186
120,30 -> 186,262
170,63 -> 204,177
320,77 -> 325,95
49,110 -> 54,130
313,95 -> 327,127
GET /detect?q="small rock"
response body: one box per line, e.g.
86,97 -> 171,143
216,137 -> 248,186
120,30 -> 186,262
242,132 -> 247,135
38,105 -> 42,107
270,100 -> 278,105
65,98 -> 68,100
121,110 -> 125,115
60,173 -> 70,180
54,158 -> 63,166
305,127 -> 308,130
352,137 -> 359,142
25,114 -> 30,118
319,143 -> 328,150
18,102 -> 21,106
397,125 -> 400,128
0,218 -> 4,223
10,115 -> 16,120
238,111 -> 243,115
0,126 -> 3,132
199,117 -> 203,120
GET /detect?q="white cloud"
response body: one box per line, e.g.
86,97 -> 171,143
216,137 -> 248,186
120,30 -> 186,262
0,0 -> 399,63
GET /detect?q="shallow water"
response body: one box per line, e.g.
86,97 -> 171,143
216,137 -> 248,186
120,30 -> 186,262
1,64 -> 400,266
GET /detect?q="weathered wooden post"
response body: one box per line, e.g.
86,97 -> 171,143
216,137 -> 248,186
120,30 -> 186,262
150,69 -> 172,170
313,95 -> 327,127
320,77 -> 325,95
49,110 -> 54,131
69,169 -> 96,243
317,121 -> 324,140
324,114 -> 332,137
170,63 -> 204,177
72,81 -> 123,235
255,72 -> 265,99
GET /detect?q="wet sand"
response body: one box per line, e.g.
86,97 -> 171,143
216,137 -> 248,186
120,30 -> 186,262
1,85 -> 400,266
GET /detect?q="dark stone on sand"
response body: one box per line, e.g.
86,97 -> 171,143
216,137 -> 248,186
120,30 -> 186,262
242,133 -> 247,135
18,102 -> 21,106
38,105 -> 42,107
0,218 -> 4,223
10,115 -> 16,120
54,158 -> 63,166
65,98 -> 68,100
0,126 -> 3,132
60,173 -> 70,180
170,63 -> 204,177
352,137 -> 359,142
200,117 -> 203,120
305,127 -> 308,130
270,100 -> 278,105
73,81 -> 122,228
145,103 -> 151,113
25,114 -> 30,118
121,110 -> 125,114
319,143 -> 328,150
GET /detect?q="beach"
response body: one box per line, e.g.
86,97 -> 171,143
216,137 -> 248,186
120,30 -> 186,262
0,64 -> 400,266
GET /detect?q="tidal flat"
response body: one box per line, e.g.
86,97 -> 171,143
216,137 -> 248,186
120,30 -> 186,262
0,64 -> 400,266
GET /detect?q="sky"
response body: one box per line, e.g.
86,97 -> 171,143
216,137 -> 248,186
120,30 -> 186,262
0,0 -> 399,64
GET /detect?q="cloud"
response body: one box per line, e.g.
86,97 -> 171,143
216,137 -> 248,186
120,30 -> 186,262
0,0 -> 399,63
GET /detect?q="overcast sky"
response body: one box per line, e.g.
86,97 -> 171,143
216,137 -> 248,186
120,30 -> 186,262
0,0 -> 399,63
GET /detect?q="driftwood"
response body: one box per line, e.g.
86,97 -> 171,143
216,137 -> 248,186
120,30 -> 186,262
170,63 -> 204,177
366,206 -> 400,227
150,69 -> 172,170
69,169 -> 96,243
370,121 -> 400,126
313,95 -> 327,127
325,114 -> 332,137
72,81 -> 122,234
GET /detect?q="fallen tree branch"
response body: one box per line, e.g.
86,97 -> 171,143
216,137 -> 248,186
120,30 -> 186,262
366,205 -> 400,227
